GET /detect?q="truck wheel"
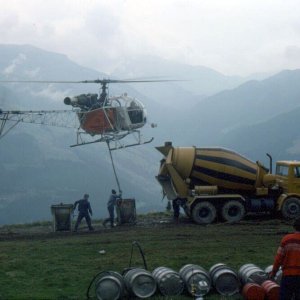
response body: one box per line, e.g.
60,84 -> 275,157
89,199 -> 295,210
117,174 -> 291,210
281,197 -> 300,219
221,200 -> 245,223
192,201 -> 216,224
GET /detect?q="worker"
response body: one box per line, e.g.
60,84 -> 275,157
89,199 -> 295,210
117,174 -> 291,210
172,198 -> 181,223
103,189 -> 122,228
270,217 -> 300,300
73,194 -> 94,232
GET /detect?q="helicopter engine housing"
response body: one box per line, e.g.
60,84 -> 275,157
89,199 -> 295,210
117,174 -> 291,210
64,94 -> 98,108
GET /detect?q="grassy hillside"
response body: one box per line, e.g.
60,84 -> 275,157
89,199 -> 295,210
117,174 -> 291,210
1,45 -> 300,226
180,69 -> 300,146
0,213 -> 292,299
219,106 -> 300,162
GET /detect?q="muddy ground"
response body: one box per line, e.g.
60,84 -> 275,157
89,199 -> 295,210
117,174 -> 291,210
0,212 -> 292,241
0,212 -> 179,240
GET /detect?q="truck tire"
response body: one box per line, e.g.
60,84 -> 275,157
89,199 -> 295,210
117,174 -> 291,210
221,200 -> 245,223
281,197 -> 300,219
192,201 -> 216,224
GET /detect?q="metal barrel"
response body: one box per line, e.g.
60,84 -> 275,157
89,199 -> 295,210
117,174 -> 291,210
238,264 -> 267,285
261,280 -> 280,300
238,263 -> 256,279
209,263 -> 240,296
123,268 -> 157,299
179,264 -> 211,296
264,265 -> 273,274
242,282 -> 265,300
274,269 -> 282,285
95,271 -> 125,300
152,266 -> 184,296
264,265 -> 282,285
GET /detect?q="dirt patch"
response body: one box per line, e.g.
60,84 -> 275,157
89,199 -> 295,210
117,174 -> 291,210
0,213 -> 291,241
0,213 -> 179,241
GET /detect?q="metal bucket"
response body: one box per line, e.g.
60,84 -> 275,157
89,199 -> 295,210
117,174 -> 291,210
50,203 -> 73,231
179,264 -> 211,296
242,282 -> 265,300
123,268 -> 157,298
238,263 -> 267,285
116,198 -> 136,225
95,271 -> 125,300
152,266 -> 184,296
209,263 -> 239,296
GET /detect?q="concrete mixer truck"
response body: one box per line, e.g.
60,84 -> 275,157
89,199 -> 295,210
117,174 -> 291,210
156,142 -> 300,224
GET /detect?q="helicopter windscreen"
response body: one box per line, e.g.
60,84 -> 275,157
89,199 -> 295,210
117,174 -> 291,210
110,95 -> 147,130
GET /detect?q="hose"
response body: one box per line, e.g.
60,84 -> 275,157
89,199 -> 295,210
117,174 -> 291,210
86,271 -> 109,299
86,241 -> 147,299
106,141 -> 122,194
128,241 -> 148,271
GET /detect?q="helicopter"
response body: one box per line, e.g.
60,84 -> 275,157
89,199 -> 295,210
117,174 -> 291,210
0,78 -> 168,149
0,78 -> 170,193
0,77 -> 180,194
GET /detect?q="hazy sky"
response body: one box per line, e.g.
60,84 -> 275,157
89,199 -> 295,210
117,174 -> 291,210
1,0 -> 300,76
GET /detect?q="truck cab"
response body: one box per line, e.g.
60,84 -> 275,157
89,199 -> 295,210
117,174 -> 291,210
275,161 -> 300,218
276,161 -> 300,194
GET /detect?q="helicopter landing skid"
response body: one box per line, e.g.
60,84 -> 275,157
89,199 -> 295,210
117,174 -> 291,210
70,130 -> 153,149
108,137 -> 154,151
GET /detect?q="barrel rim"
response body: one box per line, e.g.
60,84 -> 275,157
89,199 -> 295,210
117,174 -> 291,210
95,271 -> 125,300
123,268 -> 157,298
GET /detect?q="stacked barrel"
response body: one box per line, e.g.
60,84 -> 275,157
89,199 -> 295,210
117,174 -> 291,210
93,263 -> 281,299
239,264 -> 280,300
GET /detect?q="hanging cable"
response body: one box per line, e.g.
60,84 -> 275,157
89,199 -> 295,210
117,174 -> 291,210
106,141 -> 122,194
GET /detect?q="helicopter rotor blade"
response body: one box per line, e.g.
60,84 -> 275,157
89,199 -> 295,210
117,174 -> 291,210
101,79 -> 183,83
0,80 -> 89,84
0,78 -> 184,84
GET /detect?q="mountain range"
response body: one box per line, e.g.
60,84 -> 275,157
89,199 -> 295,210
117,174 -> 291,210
0,44 -> 300,225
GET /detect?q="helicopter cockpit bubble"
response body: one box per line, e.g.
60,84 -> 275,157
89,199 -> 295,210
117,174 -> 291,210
127,98 -> 147,125
107,95 -> 147,130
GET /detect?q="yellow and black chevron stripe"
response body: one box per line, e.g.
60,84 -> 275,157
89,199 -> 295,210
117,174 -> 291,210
191,148 -> 258,191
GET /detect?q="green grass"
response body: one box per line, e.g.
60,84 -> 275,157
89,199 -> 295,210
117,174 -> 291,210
0,216 -> 292,299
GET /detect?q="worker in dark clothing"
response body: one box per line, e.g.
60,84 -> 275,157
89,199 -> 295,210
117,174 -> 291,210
270,217 -> 300,300
73,194 -> 94,232
103,189 -> 122,228
172,198 -> 181,223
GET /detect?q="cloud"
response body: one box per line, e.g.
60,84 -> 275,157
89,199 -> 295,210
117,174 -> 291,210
30,85 -> 72,102
2,53 -> 27,75
24,67 -> 41,78
1,0 -> 300,76
285,46 -> 300,63
287,139 -> 300,155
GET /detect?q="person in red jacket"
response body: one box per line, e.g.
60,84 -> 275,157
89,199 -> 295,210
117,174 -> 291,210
271,217 -> 300,300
